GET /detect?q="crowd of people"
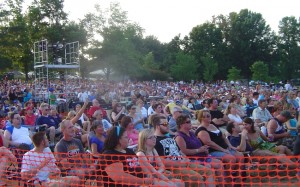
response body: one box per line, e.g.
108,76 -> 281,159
0,78 -> 300,186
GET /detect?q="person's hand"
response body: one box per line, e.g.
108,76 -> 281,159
128,138 -> 133,146
198,145 -> 209,154
241,129 -> 248,137
223,149 -> 230,154
84,98 -> 90,105
284,132 -> 291,137
121,106 -> 125,112
228,145 -> 237,150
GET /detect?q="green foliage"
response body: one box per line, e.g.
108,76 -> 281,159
250,61 -> 269,81
143,52 -> 159,70
170,52 -> 198,81
227,67 -> 243,81
277,16 -> 300,79
201,54 -> 218,82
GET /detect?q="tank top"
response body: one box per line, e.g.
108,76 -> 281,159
195,126 -> 228,152
176,131 -> 207,158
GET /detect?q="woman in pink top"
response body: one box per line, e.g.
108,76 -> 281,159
120,116 -> 139,146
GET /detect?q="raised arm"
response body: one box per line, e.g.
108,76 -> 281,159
71,99 -> 89,124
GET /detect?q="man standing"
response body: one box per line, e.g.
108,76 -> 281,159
21,132 -> 79,186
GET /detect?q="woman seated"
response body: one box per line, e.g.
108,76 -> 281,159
242,117 -> 295,166
100,126 -> 166,187
195,109 -> 244,180
89,120 -> 106,156
136,129 -> 184,187
92,110 -> 112,132
225,103 -> 243,126
120,116 -> 139,146
127,104 -> 145,131
110,103 -> 126,126
0,130 -> 17,186
175,114 -> 223,184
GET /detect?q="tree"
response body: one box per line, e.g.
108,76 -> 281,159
82,2 -> 144,80
227,67 -> 242,81
277,16 -> 300,79
250,61 -> 269,81
170,52 -> 198,81
188,22 -> 224,79
201,54 -> 218,82
225,9 -> 275,78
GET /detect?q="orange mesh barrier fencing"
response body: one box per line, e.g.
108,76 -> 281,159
1,148 -> 300,187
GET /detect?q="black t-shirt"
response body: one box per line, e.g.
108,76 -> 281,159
195,126 -> 228,152
101,148 -> 143,187
210,109 -> 227,127
155,135 -> 185,161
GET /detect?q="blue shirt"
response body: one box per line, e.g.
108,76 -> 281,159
89,135 -> 106,153
35,115 -> 57,128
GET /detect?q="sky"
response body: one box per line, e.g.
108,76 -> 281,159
49,0 -> 300,43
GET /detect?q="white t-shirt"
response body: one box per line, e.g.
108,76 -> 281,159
228,114 -> 243,124
11,126 -> 32,145
21,148 -> 57,181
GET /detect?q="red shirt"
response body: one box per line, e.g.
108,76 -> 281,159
0,136 -> 3,147
25,114 -> 37,126
88,106 -> 107,118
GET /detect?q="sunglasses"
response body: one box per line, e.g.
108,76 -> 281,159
147,135 -> 157,140
159,122 -> 168,127
203,114 -> 211,118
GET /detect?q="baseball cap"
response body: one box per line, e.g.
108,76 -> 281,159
172,106 -> 183,114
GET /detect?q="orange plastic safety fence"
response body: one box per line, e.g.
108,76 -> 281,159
1,148 -> 300,187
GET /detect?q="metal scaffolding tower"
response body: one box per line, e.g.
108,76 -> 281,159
33,40 -> 80,102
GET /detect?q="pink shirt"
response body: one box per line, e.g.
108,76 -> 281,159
127,130 -> 139,145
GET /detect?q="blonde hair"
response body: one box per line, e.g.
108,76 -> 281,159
196,109 -> 210,123
224,103 -> 236,115
59,119 -> 71,131
66,110 -> 76,120
137,129 -> 154,153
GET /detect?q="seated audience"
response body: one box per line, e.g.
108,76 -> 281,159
21,132 -> 79,186
89,120 -> 106,156
127,104 -> 144,131
152,114 -> 215,187
120,116 -> 139,146
136,129 -> 184,187
100,126 -> 156,186
4,112 -> 33,149
228,118 -> 295,167
54,118 -> 92,185
266,110 -> 293,147
195,109 -> 244,181
0,131 -> 17,186
110,102 -> 126,126
175,114 -> 223,184
92,110 -> 112,132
